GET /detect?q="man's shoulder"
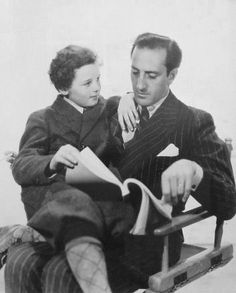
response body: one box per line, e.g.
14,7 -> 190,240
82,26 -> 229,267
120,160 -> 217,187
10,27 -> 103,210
187,105 -> 213,123
170,93 -> 215,130
172,93 -> 213,122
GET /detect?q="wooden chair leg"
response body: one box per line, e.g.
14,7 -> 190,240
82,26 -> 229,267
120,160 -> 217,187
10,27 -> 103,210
161,236 -> 169,273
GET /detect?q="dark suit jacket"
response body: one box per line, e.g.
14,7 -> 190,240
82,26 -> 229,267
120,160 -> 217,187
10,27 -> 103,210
12,95 -> 122,219
116,91 -> 236,221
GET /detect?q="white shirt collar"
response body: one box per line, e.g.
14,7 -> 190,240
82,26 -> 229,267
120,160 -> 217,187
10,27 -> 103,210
138,90 -> 169,118
122,90 -> 170,144
64,97 -> 84,114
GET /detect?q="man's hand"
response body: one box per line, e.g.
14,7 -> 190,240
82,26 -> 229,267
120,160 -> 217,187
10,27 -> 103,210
161,159 -> 202,205
50,144 -> 80,171
118,92 -> 139,132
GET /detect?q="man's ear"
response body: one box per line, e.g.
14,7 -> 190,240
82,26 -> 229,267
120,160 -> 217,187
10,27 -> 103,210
168,68 -> 178,85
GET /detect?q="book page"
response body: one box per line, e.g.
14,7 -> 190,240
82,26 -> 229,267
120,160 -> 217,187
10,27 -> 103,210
65,147 -> 129,195
124,178 -> 172,235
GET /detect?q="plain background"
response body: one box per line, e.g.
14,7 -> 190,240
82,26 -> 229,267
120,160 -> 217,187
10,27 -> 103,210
0,1 -> 235,292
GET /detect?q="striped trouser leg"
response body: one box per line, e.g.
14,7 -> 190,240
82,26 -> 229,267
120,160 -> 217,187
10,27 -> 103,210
42,253 -> 82,293
4,242 -> 82,293
4,242 -> 53,293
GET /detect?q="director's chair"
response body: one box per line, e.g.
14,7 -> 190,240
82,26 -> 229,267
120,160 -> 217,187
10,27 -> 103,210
142,206 -> 233,293
2,151 -> 234,293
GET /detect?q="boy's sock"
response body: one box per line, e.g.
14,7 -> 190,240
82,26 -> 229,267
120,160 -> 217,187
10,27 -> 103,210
66,236 -> 112,293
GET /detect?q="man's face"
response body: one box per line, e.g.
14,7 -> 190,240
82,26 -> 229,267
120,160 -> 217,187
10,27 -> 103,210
67,63 -> 101,108
131,47 -> 175,107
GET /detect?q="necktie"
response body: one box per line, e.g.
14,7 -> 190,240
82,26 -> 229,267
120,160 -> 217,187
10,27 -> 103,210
139,106 -> 149,129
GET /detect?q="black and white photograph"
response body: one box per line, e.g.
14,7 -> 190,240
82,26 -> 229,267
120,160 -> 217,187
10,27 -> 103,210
0,1 -> 235,292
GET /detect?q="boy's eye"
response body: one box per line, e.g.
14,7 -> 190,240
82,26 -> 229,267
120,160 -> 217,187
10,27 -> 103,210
84,81 -> 92,86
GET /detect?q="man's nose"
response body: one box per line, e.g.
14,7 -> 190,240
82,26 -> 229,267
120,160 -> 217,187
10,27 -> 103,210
137,76 -> 146,91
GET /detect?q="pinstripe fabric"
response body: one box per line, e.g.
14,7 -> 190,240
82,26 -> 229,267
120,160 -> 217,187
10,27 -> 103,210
5,92 -> 236,292
42,252 -> 82,293
117,92 -> 236,220
5,243 -> 144,293
5,242 -> 82,293
5,243 -> 51,293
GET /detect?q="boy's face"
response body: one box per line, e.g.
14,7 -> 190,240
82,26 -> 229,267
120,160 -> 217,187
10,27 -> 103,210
67,63 -> 101,108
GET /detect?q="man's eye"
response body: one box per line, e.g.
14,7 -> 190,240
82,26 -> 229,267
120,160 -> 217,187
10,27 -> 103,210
148,74 -> 158,79
132,71 -> 139,76
148,74 -> 157,79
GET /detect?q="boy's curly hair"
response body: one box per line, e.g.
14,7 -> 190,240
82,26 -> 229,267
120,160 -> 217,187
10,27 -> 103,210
49,45 -> 97,92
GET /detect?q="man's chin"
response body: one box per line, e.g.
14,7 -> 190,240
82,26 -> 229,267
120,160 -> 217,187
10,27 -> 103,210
134,95 -> 149,106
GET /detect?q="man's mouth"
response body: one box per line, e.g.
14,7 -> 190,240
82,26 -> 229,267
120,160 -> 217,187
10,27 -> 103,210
136,93 -> 148,98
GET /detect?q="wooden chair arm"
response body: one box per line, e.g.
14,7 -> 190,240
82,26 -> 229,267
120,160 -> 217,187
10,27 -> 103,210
154,206 -> 211,236
148,207 -> 230,292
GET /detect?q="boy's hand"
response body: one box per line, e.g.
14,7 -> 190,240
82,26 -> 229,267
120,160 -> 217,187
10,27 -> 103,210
118,92 -> 139,132
50,144 -> 79,171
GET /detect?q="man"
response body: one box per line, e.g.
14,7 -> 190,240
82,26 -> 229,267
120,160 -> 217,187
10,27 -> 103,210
117,32 -> 236,220
108,32 -> 236,283
3,33 -> 236,293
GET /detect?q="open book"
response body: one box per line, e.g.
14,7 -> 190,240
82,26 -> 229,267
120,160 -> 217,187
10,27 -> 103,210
66,147 -> 172,235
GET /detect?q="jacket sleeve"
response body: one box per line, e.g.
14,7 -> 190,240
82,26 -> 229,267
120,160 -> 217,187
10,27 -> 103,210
105,96 -> 124,166
190,109 -> 236,220
12,110 -> 54,186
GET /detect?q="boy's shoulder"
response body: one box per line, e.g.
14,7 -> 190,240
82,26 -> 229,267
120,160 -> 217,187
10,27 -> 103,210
104,96 -> 121,118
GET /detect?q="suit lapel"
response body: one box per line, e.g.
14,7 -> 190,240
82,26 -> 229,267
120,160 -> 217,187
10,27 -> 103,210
52,95 -> 106,142
119,92 -> 183,177
79,97 -> 106,142
52,95 -> 83,136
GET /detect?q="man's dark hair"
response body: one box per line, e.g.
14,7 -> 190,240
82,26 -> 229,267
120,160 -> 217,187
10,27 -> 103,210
131,33 -> 182,75
49,45 -> 97,92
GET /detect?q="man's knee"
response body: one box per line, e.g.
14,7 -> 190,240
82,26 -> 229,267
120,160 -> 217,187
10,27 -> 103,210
42,253 -> 82,293
5,242 -> 52,293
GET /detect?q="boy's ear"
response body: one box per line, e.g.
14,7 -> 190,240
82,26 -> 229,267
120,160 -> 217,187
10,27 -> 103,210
168,68 -> 178,85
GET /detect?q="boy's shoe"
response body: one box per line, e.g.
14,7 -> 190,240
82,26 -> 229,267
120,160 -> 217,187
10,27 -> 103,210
0,225 -> 23,253
0,225 -> 22,270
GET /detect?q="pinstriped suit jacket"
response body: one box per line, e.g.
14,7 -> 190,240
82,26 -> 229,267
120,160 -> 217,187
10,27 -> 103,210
115,91 -> 236,220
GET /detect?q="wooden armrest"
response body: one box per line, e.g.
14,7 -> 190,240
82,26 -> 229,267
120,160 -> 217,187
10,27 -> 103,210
154,206 -> 211,236
150,207 -> 229,292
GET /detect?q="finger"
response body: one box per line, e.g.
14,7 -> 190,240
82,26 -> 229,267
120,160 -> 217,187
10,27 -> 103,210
123,113 -> 135,132
133,108 -> 139,122
64,144 -> 80,154
182,176 -> 192,202
161,174 -> 171,203
54,153 -> 77,169
169,176 -> 178,205
62,145 -> 80,161
62,153 -> 78,166
182,192 -> 190,203
129,110 -> 138,129
118,113 -> 126,131
56,157 -> 75,169
177,179 -> 185,195
127,100 -> 139,122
